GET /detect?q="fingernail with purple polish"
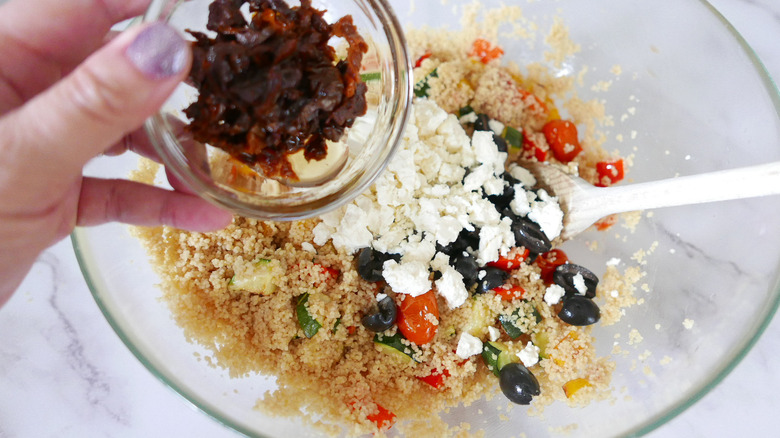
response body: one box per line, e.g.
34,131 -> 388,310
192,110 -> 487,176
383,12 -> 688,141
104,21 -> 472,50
125,22 -> 189,80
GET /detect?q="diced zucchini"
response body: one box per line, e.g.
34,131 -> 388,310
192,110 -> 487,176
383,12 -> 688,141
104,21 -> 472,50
481,341 -> 517,377
360,72 -> 382,82
499,305 -> 541,340
462,296 -> 496,338
413,68 -> 438,98
229,258 -> 276,295
296,293 -> 322,338
332,317 -> 342,334
458,105 -> 475,118
533,331 -> 550,359
502,126 -> 523,149
374,332 -> 418,363
499,311 -> 524,340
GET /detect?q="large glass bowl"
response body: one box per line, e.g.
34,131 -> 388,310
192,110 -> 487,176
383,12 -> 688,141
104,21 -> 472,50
74,0 -> 780,436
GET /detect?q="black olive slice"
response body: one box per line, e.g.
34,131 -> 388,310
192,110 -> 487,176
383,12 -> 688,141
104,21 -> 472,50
361,295 -> 397,332
356,248 -> 399,282
511,216 -> 552,254
558,295 -> 600,326
553,263 -> 599,299
499,362 -> 541,405
476,267 -> 509,294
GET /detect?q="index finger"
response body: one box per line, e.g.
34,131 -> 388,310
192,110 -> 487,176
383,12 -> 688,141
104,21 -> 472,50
0,0 -> 151,104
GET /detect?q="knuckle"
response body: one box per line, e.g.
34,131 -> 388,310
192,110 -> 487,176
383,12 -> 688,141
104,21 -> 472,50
68,63 -> 132,126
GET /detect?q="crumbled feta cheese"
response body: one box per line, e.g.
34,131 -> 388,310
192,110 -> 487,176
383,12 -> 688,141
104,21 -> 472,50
507,163 -> 537,187
456,333 -> 483,359
610,290 -> 619,298
517,342 -> 540,367
376,293 -> 387,302
435,267 -> 469,309
682,318 -> 695,330
382,260 -> 430,296
606,257 -> 621,266
544,284 -> 566,306
488,119 -> 505,135
459,112 -> 478,124
572,273 -> 587,295
488,326 -> 500,342
301,242 -> 316,253
527,189 -> 564,240
308,99 -> 564,313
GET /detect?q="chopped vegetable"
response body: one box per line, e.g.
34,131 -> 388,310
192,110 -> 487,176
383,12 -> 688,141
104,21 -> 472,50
349,401 -> 397,431
502,126 -> 523,149
518,88 -> 549,115
461,295 -> 496,337
374,332 -> 418,363
481,341 -> 516,377
458,105 -> 475,118
229,258 -> 277,295
396,290 -> 439,345
296,293 -> 322,338
487,248 -> 529,272
522,133 -> 548,162
366,404 -> 396,430
535,249 -> 569,284
493,285 -> 525,302
359,71 -> 382,82
563,378 -> 592,398
595,214 -> 618,231
414,67 -> 438,98
469,38 -> 504,64
533,331 -> 550,359
499,305 -> 540,339
418,368 -> 450,389
595,159 -> 625,187
542,119 -> 582,162
414,52 -> 432,68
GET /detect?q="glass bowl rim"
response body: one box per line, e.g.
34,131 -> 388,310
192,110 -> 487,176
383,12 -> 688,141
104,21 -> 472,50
74,0 -> 780,436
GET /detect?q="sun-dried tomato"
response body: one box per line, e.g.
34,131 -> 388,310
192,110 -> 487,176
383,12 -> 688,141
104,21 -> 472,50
185,0 -> 368,181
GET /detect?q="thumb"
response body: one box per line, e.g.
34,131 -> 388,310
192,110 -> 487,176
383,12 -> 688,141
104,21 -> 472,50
1,22 -> 191,212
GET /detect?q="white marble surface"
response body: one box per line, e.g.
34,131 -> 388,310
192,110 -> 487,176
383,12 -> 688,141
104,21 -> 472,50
2,0 -> 780,437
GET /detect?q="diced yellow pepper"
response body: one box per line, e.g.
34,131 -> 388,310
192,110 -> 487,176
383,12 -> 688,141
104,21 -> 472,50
563,378 -> 591,398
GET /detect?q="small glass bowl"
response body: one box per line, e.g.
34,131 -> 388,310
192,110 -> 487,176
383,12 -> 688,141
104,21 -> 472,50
140,0 -> 411,221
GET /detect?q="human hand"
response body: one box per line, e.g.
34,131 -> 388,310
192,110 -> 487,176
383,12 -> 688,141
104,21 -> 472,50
0,0 -> 234,306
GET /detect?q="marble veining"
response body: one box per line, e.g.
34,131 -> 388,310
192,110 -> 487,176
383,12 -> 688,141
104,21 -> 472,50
40,252 -> 129,427
2,0 -> 780,437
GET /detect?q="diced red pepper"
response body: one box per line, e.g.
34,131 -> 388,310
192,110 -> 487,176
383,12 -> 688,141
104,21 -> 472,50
519,88 -> 549,115
493,285 -> 526,301
487,248 -> 530,271
418,368 -> 450,389
595,159 -> 625,187
469,38 -> 504,64
594,214 -> 618,231
315,263 -> 340,280
414,52 -> 432,68
349,401 -> 396,431
366,404 -> 396,430
346,325 -> 357,335
535,249 -> 569,284
542,119 -> 582,163
523,133 -> 548,162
